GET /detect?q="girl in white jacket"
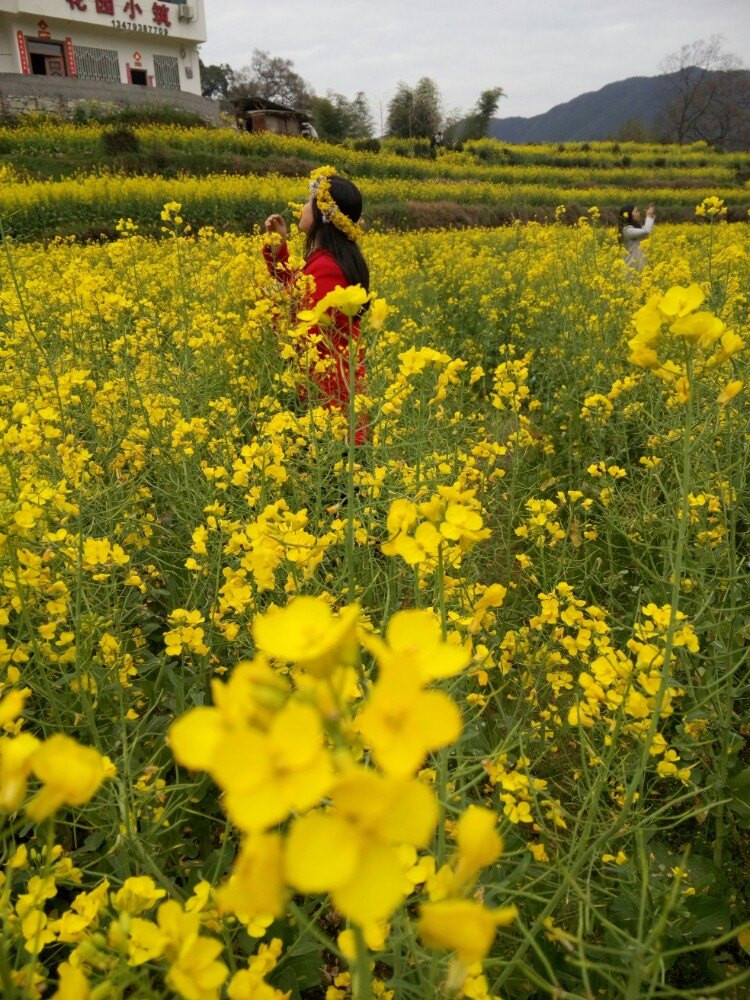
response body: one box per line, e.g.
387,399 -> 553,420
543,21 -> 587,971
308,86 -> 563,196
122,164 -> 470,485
620,202 -> 655,269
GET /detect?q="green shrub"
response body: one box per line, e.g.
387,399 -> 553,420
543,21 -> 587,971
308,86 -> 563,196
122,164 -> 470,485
353,137 -> 381,154
102,127 -> 140,155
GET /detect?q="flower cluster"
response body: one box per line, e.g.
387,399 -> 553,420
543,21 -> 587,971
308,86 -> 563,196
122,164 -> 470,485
0,691 -> 113,822
169,596 -> 516,968
627,283 -> 744,404
695,195 -> 727,219
382,487 -> 491,570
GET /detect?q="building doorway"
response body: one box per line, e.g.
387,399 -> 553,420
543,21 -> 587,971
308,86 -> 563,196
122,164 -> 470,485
130,68 -> 148,86
27,40 -> 67,76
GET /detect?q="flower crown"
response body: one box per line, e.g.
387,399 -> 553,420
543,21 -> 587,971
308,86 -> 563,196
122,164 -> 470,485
309,165 -> 362,242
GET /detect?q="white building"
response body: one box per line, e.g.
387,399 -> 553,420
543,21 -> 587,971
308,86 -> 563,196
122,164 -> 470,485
0,0 -> 205,95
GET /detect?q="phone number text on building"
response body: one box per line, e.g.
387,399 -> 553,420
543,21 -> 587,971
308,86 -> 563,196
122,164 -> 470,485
110,19 -> 169,34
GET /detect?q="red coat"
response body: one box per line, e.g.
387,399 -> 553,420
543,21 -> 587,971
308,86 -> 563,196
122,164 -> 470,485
263,242 -> 368,444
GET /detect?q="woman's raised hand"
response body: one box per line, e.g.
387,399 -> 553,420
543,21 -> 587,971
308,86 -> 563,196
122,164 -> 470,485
264,214 -> 288,239
646,202 -> 655,217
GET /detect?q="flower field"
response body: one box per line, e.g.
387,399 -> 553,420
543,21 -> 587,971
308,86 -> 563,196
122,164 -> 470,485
0,152 -> 749,1000
1,124 -> 749,238
3,168 -> 750,241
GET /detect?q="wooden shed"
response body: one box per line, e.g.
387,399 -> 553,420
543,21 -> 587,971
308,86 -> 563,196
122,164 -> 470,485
231,96 -> 309,136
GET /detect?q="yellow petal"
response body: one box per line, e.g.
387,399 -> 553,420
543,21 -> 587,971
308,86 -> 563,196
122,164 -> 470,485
456,805 -> 503,874
210,730 -> 269,794
381,779 -> 439,848
386,609 -> 441,651
268,701 -> 323,769
284,813 -> 360,892
659,283 -> 705,318
718,380 -> 742,405
224,782 -> 292,833
217,833 -> 285,920
332,843 -> 406,924
408,690 -> 463,751
169,708 -> 225,772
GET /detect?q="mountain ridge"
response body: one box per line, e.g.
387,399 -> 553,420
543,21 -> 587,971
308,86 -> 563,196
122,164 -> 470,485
489,69 -> 750,143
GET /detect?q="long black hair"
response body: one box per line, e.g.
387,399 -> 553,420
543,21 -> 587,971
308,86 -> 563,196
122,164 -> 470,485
618,204 -> 641,241
305,175 -> 370,297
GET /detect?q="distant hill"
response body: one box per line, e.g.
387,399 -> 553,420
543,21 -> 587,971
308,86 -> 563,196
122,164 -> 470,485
488,70 -> 750,143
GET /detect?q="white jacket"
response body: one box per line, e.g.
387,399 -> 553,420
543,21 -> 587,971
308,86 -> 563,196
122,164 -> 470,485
622,215 -> 654,269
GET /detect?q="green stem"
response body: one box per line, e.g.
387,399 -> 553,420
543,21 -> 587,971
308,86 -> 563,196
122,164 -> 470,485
713,390 -> 739,868
352,925 -> 373,1000
346,315 -> 357,603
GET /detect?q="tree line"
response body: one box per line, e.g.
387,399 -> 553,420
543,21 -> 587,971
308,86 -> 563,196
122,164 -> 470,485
199,50 -> 503,143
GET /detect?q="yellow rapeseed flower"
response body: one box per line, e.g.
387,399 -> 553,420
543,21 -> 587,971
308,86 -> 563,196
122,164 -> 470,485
417,899 -> 517,964
252,597 -> 359,677
26,735 -> 111,822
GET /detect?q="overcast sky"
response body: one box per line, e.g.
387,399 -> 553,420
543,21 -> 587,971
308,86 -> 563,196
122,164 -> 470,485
200,0 -> 750,123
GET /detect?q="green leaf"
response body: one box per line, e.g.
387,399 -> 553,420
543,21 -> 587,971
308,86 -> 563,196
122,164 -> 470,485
728,766 -> 750,818
271,949 -> 325,998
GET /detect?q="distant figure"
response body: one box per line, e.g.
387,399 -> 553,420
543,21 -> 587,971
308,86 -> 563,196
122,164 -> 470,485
429,129 -> 444,157
301,122 -> 319,140
620,202 -> 655,270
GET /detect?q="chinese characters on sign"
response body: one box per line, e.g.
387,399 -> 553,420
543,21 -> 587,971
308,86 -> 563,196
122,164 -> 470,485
64,0 -> 174,30
65,36 -> 78,76
16,31 -> 30,74
152,3 -> 172,27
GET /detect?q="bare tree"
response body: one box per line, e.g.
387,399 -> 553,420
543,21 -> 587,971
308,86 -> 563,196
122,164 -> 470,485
698,69 -> 750,148
230,49 -> 314,113
659,36 -> 750,148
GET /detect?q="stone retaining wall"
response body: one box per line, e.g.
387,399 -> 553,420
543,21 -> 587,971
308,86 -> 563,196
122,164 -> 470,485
0,73 -> 221,121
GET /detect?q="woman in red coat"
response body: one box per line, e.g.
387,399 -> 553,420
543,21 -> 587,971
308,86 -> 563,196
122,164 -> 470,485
263,167 -> 369,444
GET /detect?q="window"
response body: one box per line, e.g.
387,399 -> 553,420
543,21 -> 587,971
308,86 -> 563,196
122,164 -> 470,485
74,45 -> 120,83
153,54 -> 180,90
